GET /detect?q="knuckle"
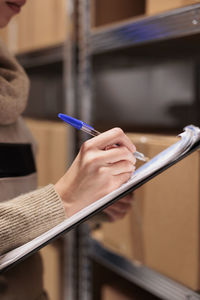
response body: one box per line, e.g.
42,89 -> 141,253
123,172 -> 132,182
132,144 -> 136,153
80,141 -> 91,153
121,146 -> 130,156
85,155 -> 102,172
125,160 -> 132,168
126,161 -> 135,172
97,166 -> 106,176
89,155 -> 100,166
129,155 -> 136,166
128,152 -> 136,164
112,127 -> 124,137
128,139 -> 136,153
121,147 -> 135,162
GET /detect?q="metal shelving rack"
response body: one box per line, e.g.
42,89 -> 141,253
16,44 -> 65,68
90,239 -> 200,300
77,1 -> 200,299
90,4 -> 200,55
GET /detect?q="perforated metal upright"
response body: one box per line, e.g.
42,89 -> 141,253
62,0 -> 79,299
76,0 -> 94,298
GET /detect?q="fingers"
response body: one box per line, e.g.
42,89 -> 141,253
80,143 -> 136,175
86,128 -> 136,153
105,209 -> 128,222
115,171 -> 133,183
107,195 -> 134,211
104,202 -> 131,221
108,160 -> 135,175
106,200 -> 132,213
116,193 -> 134,203
79,128 -> 136,172
104,194 -> 134,222
99,146 -> 136,165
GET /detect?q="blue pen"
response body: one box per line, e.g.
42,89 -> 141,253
58,113 -> 148,162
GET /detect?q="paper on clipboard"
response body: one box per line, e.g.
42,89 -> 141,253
1,125 -> 200,272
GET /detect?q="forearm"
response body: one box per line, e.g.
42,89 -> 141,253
0,184 -> 66,255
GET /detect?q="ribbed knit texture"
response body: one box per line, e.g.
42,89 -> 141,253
0,184 -> 66,255
0,39 -> 29,125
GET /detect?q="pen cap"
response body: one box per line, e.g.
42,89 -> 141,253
58,113 -> 94,130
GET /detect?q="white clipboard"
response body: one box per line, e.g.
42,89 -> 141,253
1,125 -> 200,272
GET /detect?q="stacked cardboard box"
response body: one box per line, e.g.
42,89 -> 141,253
25,118 -> 69,299
40,240 -> 64,300
91,0 -> 145,28
0,0 -> 67,54
92,210 -> 134,261
146,0 -> 200,15
25,118 -> 69,187
92,133 -> 200,290
1,0 -> 198,50
102,285 -> 133,300
0,28 -> 8,45
91,0 -> 200,29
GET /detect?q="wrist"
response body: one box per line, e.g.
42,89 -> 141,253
54,179 -> 79,218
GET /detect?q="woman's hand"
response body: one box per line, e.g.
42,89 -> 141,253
103,193 -> 134,222
54,128 -> 136,218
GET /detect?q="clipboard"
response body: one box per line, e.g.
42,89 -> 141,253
1,125 -> 200,273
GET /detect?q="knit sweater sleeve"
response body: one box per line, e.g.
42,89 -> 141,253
0,39 -> 29,125
0,184 -> 66,255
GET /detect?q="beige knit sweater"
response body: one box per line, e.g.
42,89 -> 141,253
0,40 -> 66,255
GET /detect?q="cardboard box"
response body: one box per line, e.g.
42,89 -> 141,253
91,134 -> 177,263
25,119 -> 69,187
33,0 -> 67,50
92,211 -> 135,261
2,0 -> 67,54
91,0 -> 145,28
92,133 -> 200,290
146,0 -> 200,15
102,285 -> 133,300
15,0 -> 34,53
1,0 -> 35,53
0,18 -> 19,53
0,28 -> 8,45
128,133 -> 200,290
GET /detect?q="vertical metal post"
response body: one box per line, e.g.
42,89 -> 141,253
78,224 -> 93,300
78,0 -> 93,133
62,0 -> 78,299
62,231 -> 77,300
63,0 -> 77,165
77,0 -> 93,299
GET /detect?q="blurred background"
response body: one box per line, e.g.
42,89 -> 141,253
1,1 -> 200,299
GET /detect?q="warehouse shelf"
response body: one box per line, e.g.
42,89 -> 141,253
89,238 -> 200,300
16,43 -> 65,68
77,1 -> 200,299
90,4 -> 200,55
